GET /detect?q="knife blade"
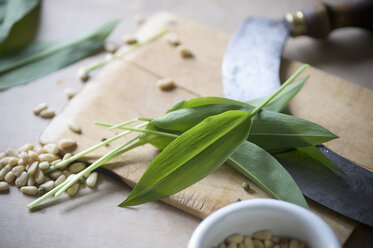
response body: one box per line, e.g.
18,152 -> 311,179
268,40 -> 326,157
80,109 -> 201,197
222,1 -> 373,226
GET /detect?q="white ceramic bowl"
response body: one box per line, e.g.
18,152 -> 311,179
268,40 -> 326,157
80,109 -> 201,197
188,199 -> 340,248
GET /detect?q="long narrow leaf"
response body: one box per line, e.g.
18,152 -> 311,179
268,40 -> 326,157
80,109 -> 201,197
227,140 -> 308,208
296,146 -> 343,173
247,77 -> 308,112
0,0 -> 39,53
0,20 -> 119,90
120,110 -> 253,207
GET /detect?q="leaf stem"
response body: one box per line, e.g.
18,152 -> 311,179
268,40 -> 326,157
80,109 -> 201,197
83,29 -> 168,74
44,122 -> 148,173
250,64 -> 309,117
54,136 -> 143,198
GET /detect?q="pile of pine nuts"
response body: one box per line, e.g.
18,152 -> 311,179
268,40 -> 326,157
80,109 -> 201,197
216,230 -> 307,248
0,142 -> 98,198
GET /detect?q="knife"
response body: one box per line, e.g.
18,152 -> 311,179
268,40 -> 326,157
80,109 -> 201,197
222,0 -> 373,227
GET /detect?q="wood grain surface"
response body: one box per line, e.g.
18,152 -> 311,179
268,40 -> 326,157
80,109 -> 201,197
39,12 -> 373,243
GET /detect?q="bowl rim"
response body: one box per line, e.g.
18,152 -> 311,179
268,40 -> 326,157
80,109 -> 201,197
188,199 -> 341,248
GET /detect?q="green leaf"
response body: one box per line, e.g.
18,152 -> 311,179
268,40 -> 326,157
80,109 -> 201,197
119,110 -> 253,207
296,146 -> 344,173
249,110 -> 338,151
0,0 -> 40,54
0,19 -> 119,90
167,96 -> 252,112
227,140 -> 308,208
247,77 -> 308,112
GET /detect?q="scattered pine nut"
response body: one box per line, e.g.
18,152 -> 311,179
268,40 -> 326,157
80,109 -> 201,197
86,172 -> 98,187
133,14 -> 145,26
15,172 -> 28,187
33,103 -> 48,115
177,45 -> 193,58
64,88 -> 77,99
122,35 -> 137,45
68,120 -> 81,134
54,174 -> 66,186
40,180 -> 54,192
0,164 -> 12,180
165,33 -> 180,46
12,165 -> 25,177
157,78 -> 176,91
5,171 -> 16,184
44,144 -> 59,155
242,182 -> 250,192
21,186 -> 38,195
59,139 -> 77,150
66,182 -> 79,196
104,42 -> 118,53
78,68 -> 89,82
69,162 -> 85,174
0,181 -> 9,192
39,109 -> 55,119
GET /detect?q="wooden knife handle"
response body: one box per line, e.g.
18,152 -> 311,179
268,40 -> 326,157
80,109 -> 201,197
287,0 -> 373,38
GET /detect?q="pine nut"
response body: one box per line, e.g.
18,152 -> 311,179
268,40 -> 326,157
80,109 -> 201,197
0,164 -> 12,180
104,43 -> 118,53
133,14 -> 145,25
0,181 -> 9,191
226,234 -> 244,244
8,157 -> 18,167
6,148 -> 17,157
40,180 -> 54,191
68,120 -> 81,134
15,172 -> 28,187
33,103 -> 48,115
177,45 -> 193,58
27,161 -> 38,175
69,162 -> 85,173
64,88 -> 77,99
165,33 -> 180,46
51,159 -> 61,166
12,165 -> 25,177
36,147 -> 47,154
244,237 -> 255,248
227,243 -> 237,248
78,68 -> 89,82
54,174 -> 66,186
264,240 -> 273,248
40,108 -> 55,118
62,153 -> 72,160
0,157 -> 11,166
34,168 -> 45,184
63,170 -> 72,177
253,230 -> 272,240
19,151 -> 30,163
59,139 -> 76,150
21,186 -> 38,195
18,143 -> 34,153
44,143 -> 59,155
0,152 -> 6,159
50,170 -> 62,179
28,175 -> 35,186
5,171 -> 16,184
86,172 -> 97,187
28,150 -> 39,162
66,183 -> 79,196
39,154 -> 59,162
271,236 -> 280,244
123,35 -> 137,45
289,240 -> 300,248
157,78 -> 176,91
253,240 -> 264,248
38,161 -> 50,170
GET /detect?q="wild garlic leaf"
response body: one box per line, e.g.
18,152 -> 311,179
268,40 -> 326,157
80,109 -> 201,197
167,96 -> 252,112
246,77 -> 308,112
0,0 -> 40,54
296,146 -> 344,173
119,110 -> 253,207
0,20 -> 119,90
227,140 -> 308,208
249,110 -> 338,151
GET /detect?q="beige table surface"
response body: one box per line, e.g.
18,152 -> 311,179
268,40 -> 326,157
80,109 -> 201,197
0,0 -> 372,247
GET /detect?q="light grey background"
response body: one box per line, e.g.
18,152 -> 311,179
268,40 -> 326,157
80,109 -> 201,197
0,0 -> 372,247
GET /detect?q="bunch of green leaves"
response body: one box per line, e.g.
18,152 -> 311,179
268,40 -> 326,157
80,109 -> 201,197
0,0 -> 119,90
27,64 -> 340,211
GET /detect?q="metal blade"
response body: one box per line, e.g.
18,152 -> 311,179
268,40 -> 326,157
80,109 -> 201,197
276,146 -> 373,227
222,17 -> 290,101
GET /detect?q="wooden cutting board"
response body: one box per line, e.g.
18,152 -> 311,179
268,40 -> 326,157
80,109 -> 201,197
40,12 -> 373,243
